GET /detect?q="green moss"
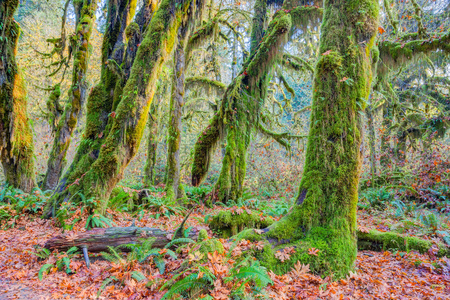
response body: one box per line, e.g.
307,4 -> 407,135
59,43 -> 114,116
197,229 -> 208,242
357,230 -> 450,257
209,210 -> 274,238
250,0 -> 380,279
0,0 -> 36,192
125,22 -> 140,39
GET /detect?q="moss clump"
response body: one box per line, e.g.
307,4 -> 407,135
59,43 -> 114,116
197,229 -> 209,242
209,210 -> 274,238
125,22 -> 140,39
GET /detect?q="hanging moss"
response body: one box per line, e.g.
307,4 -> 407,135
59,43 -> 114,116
191,114 -> 221,186
377,32 -> 450,76
0,0 -> 36,192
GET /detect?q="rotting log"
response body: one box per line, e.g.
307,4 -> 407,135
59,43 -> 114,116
44,226 -> 202,252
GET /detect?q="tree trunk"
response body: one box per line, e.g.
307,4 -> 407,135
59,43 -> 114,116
52,0 -> 206,214
261,0 -> 379,278
44,226 -> 201,252
43,0 -> 150,216
366,104 -> 377,187
0,0 -> 36,193
144,98 -> 163,186
43,0 -> 98,190
165,27 -> 189,201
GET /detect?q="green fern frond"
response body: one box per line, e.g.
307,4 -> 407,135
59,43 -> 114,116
165,238 -> 195,249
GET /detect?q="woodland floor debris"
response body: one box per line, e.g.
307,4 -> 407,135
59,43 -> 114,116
1,208 -> 449,300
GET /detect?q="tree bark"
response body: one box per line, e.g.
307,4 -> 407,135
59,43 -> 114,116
52,0 -> 206,214
165,26 -> 189,201
0,0 -> 36,192
144,97 -> 163,186
43,0 -> 98,190
366,104 -> 377,187
44,226 -> 201,252
261,0 -> 380,278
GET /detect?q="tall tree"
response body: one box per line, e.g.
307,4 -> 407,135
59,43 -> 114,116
254,0 -> 380,278
191,0 -> 322,203
0,0 -> 36,192
43,0 -> 98,190
47,0 -> 206,214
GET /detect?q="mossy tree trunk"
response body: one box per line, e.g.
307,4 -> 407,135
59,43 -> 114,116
43,0 -> 98,190
50,0 -> 206,214
43,0 -> 143,211
260,0 -> 379,278
165,33 -> 188,201
191,1 -> 322,203
0,0 -> 36,192
366,103 -> 377,187
144,95 -> 164,186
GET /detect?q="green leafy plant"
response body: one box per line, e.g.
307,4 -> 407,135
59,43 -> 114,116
37,247 -> 79,281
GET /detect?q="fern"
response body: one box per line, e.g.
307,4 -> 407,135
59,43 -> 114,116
131,271 -> 148,282
97,276 -> 117,297
100,246 -> 126,264
161,273 -> 213,300
38,263 -> 53,281
234,262 -> 273,288
165,238 -> 195,249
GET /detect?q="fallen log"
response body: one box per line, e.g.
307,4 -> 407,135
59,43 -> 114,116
44,226 -> 201,252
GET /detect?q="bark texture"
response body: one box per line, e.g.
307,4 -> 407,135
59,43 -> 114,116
51,0 -> 206,214
257,0 -> 380,278
0,0 -> 36,192
43,0 -> 98,190
44,226 -> 200,252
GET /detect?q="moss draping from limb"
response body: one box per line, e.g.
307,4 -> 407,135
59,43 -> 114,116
258,122 -> 307,151
0,0 -> 36,192
377,32 -> 450,76
185,76 -> 227,94
192,114 -> 221,186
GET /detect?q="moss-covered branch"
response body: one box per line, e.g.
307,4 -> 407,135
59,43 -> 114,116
378,32 -> 450,76
185,76 -> 227,94
258,122 -> 307,151
281,53 -> 314,73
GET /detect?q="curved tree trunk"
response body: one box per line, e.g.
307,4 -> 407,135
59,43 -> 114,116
49,0 -> 206,214
261,0 -> 379,278
43,0 -> 147,216
191,1 -> 322,203
43,0 -> 98,190
0,0 -> 36,193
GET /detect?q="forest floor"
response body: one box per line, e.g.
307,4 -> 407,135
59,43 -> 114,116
1,190 -> 450,300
